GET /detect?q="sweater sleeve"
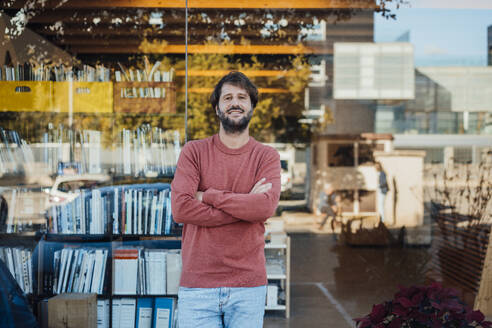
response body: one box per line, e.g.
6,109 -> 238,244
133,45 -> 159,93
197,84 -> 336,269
171,143 -> 239,227
202,148 -> 281,223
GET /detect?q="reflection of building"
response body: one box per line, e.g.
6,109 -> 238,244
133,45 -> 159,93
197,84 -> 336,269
375,67 -> 492,164
310,133 -> 425,227
304,10 -> 375,132
311,134 -> 393,215
0,1 -> 379,143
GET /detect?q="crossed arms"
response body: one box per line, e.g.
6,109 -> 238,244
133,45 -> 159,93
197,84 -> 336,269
170,144 -> 281,227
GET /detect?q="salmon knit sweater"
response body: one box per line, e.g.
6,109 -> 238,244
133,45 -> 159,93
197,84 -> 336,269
171,134 -> 281,287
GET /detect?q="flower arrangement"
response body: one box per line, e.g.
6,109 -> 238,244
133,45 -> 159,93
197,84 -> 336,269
354,283 -> 491,328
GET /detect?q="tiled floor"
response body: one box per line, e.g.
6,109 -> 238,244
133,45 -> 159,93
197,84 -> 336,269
264,233 -> 432,327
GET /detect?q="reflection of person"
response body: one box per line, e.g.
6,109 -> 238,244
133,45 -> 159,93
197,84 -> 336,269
316,183 -> 339,230
375,162 -> 388,223
171,72 -> 281,328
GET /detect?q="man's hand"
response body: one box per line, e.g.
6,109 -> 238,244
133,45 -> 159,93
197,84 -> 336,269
195,191 -> 204,202
250,178 -> 272,194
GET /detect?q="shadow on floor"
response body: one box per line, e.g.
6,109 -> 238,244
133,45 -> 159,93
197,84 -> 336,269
264,233 -> 432,328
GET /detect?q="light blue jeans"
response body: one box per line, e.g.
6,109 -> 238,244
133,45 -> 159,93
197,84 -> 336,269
177,285 -> 267,328
378,189 -> 386,222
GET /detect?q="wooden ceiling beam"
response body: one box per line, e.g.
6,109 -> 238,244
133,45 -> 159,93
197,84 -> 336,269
175,69 -> 299,77
4,0 -> 376,9
68,43 -> 333,54
181,87 -> 290,93
31,22 -> 373,39
24,8 -> 372,24
48,34 -> 371,48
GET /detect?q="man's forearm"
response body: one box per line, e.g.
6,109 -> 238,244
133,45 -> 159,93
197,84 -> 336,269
202,188 -> 279,223
171,191 -> 240,227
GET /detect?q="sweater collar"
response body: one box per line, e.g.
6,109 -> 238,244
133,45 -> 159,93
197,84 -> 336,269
212,134 -> 255,155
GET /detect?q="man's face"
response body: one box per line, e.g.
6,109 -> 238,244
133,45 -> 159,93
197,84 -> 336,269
216,83 -> 254,134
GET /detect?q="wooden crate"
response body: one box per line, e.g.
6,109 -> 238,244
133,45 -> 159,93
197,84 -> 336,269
52,82 -> 113,113
113,81 -> 176,114
47,293 -> 97,328
0,81 -> 53,112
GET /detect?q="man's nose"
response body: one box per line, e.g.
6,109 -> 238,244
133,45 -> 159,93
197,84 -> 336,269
231,97 -> 240,107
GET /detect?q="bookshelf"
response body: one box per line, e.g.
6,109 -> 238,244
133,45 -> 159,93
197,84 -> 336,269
0,61 -> 182,328
265,235 -> 291,318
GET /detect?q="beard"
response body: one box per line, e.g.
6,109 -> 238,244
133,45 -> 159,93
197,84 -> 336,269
217,106 -> 253,134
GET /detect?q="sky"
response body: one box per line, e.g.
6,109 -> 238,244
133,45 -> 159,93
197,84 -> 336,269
374,0 -> 492,66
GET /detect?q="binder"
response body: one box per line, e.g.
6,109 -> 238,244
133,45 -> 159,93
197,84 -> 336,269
153,297 -> 174,328
119,298 -> 137,328
113,248 -> 139,294
136,298 -> 153,328
166,250 -> 181,295
97,299 -> 110,328
111,299 -> 121,328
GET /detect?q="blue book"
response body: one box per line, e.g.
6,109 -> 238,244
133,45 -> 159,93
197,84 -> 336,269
164,191 -> 172,235
136,298 -> 153,328
153,297 -> 174,328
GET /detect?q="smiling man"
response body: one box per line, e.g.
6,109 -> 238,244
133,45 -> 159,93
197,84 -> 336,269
171,71 -> 281,328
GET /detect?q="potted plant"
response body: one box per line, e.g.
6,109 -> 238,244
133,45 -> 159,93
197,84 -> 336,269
354,283 -> 491,328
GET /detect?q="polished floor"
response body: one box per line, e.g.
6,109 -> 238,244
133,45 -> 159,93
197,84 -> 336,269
264,233 -> 432,328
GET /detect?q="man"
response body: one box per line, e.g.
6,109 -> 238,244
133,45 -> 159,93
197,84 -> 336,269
171,71 -> 281,328
316,183 -> 339,231
375,162 -> 388,222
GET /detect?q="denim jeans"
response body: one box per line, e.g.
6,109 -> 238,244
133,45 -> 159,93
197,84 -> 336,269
177,285 -> 267,328
378,189 -> 386,222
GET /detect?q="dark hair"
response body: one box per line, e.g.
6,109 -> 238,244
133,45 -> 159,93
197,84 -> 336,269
210,71 -> 258,110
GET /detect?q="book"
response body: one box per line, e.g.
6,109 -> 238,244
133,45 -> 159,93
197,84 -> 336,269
47,183 -> 176,236
166,250 -> 181,295
97,299 -> 110,328
119,298 -> 137,328
0,247 -> 33,294
113,248 -> 139,295
136,298 -> 153,328
153,297 -> 175,328
112,298 -> 121,328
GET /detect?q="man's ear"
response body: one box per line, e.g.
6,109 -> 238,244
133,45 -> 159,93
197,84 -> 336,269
215,106 -> 219,116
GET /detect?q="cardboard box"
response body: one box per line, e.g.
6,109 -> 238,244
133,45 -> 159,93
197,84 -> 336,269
47,293 -> 97,328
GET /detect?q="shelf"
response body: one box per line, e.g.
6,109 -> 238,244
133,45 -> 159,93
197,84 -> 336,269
113,234 -> 181,240
265,243 -> 287,249
264,235 -> 290,318
265,305 -> 286,310
111,175 -> 174,184
43,234 -> 112,242
0,231 -> 43,238
267,274 -> 286,279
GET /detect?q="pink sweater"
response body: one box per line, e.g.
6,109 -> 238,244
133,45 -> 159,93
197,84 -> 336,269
171,134 -> 281,287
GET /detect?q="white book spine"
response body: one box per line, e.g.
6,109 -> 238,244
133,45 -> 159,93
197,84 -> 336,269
98,250 -> 108,294
113,188 -> 119,234
84,252 -> 96,293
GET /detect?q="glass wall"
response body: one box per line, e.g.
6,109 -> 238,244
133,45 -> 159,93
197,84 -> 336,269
1,1 -> 492,327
